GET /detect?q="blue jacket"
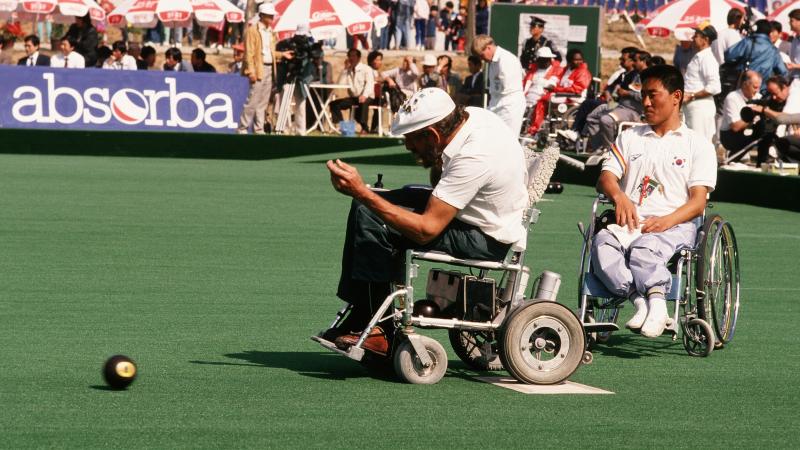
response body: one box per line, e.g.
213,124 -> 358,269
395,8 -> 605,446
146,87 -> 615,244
724,34 -> 787,90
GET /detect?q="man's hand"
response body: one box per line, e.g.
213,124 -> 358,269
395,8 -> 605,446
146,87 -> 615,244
282,50 -> 295,60
613,193 -> 639,231
248,74 -> 257,83
358,95 -> 367,104
747,104 -> 764,114
641,215 -> 677,233
327,159 -> 368,199
386,77 -> 397,88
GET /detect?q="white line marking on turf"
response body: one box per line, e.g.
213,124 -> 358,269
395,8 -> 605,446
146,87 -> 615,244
475,377 -> 614,394
741,287 -> 800,292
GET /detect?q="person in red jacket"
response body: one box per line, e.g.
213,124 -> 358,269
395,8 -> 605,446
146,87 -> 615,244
526,48 -> 591,135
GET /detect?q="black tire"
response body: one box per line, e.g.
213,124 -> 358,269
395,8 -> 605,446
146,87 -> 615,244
448,329 -> 504,371
682,318 -> 715,357
696,216 -> 741,344
393,336 -> 448,385
499,301 -> 585,385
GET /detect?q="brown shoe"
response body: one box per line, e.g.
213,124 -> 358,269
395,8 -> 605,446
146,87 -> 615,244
334,326 -> 389,356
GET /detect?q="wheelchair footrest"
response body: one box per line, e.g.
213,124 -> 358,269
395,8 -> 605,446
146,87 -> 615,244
583,322 -> 620,333
310,335 -> 365,361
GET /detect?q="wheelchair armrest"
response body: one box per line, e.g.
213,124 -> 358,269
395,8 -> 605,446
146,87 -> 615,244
409,250 -> 522,272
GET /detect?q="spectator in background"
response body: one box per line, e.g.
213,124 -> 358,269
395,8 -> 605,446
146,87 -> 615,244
138,45 -> 156,70
446,6 -> 465,53
382,55 -> 419,98
95,45 -> 111,68
413,0 -> 429,51
684,23 -> 721,143
377,0 -> 394,50
522,47 -> 561,108
18,35 -> 50,66
0,35 -> 14,65
672,30 -> 696,75
311,44 -> 332,84
51,36 -> 85,68
191,48 -> 217,72
475,0 -> 489,36
65,14 -> 99,67
103,40 -> 137,70
711,8 -> 743,65
719,70 -> 762,161
330,48 -> 374,133
394,0 -> 414,50
520,16 -> 561,70
745,75 -> 790,166
419,54 -> 441,88
725,19 -> 787,92
787,9 -> 800,79
425,6 -> 438,51
439,1 -> 454,51
163,47 -> 193,72
770,21 -> 791,64
473,34 -> 526,135
457,55 -> 485,107
229,43 -> 244,74
437,55 -> 461,96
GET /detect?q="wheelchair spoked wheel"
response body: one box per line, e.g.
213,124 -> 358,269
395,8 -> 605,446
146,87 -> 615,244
588,299 -> 621,345
681,318 -> 716,357
499,301 -> 585,385
448,329 -> 504,371
696,215 -> 741,345
394,335 -> 448,385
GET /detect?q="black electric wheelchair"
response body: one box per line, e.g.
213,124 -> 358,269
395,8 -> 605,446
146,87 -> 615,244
577,195 -> 741,356
312,143 -> 591,384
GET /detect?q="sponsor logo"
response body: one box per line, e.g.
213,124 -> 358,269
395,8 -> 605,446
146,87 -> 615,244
11,72 -> 236,129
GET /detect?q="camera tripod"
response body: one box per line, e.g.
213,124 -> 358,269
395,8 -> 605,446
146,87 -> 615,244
275,80 -> 314,134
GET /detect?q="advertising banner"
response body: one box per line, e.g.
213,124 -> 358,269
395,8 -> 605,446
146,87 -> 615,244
0,66 -> 249,134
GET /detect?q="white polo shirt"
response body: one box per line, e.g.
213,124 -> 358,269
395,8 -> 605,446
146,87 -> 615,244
50,51 -> 85,69
432,107 -> 529,248
102,54 -> 137,70
603,123 -> 717,219
488,45 -> 524,98
720,89 -> 760,131
684,47 -> 721,96
712,27 -> 743,64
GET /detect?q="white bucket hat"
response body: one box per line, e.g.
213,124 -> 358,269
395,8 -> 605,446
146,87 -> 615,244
258,2 -> 276,16
391,88 -> 456,136
535,47 -> 556,59
421,54 -> 437,66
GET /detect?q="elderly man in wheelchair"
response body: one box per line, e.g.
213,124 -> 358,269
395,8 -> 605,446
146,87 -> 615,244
580,65 -> 730,352
317,87 -> 587,384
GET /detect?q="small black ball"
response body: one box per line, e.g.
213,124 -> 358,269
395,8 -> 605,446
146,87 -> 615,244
554,182 -> 564,194
103,355 -> 137,390
413,300 -> 440,318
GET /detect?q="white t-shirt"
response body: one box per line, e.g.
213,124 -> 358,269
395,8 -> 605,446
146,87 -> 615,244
50,51 -> 85,69
720,89 -> 760,131
259,22 -> 273,63
102,54 -> 137,70
488,45 -> 523,98
433,107 -> 529,248
603,123 -> 717,219
685,47 -> 721,96
712,27 -> 743,64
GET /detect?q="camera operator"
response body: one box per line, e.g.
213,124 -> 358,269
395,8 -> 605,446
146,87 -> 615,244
742,75 -> 790,167
720,70 -> 762,160
276,23 -> 315,134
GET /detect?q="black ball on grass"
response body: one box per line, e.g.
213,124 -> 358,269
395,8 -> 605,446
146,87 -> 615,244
103,355 -> 137,390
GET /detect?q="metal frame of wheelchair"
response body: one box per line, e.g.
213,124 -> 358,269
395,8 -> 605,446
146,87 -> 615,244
577,196 -> 741,356
312,144 -> 589,385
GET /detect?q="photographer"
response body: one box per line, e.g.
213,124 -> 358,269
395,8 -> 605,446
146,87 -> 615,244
720,70 -> 762,160
724,19 -> 787,92
276,24 -> 315,134
742,75 -> 790,167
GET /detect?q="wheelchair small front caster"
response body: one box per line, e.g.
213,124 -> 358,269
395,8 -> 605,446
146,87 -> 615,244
394,335 -> 448,384
582,351 -> 593,365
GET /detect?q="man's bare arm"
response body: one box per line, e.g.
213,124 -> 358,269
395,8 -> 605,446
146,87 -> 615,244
597,170 -> 638,230
641,186 -> 708,233
328,160 -> 458,244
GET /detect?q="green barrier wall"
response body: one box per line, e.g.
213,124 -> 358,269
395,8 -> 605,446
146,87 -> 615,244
0,129 -> 403,160
489,4 -> 603,76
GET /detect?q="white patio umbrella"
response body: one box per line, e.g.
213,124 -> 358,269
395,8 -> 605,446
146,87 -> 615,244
643,0 -> 764,37
272,0 -> 376,40
0,0 -> 105,24
768,0 -> 800,31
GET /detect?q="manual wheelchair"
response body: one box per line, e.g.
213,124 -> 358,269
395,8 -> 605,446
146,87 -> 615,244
577,196 -> 741,356
312,143 -> 590,385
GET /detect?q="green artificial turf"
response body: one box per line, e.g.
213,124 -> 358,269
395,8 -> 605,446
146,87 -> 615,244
1,148 -> 798,448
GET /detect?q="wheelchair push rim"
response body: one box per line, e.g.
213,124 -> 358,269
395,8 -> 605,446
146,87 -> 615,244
696,215 -> 741,345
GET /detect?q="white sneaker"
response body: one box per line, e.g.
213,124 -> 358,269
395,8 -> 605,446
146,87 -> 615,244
236,129 -> 248,135
557,129 -> 579,142
640,297 -> 668,338
625,296 -> 647,330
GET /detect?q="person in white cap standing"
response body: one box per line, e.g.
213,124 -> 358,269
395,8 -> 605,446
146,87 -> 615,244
321,88 -> 529,356
237,2 -> 294,134
472,34 -> 526,135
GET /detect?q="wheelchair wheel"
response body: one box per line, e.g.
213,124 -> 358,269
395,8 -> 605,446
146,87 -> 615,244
499,301 -> 585,385
682,318 -> 715,357
589,300 -> 620,345
696,215 -> 741,344
394,335 -> 448,385
448,330 -> 503,371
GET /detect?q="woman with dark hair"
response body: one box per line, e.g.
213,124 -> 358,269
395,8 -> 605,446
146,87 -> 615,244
65,14 -> 99,67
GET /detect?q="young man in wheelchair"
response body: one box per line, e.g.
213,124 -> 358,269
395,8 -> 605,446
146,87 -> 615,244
323,88 -> 528,355
593,65 -> 717,338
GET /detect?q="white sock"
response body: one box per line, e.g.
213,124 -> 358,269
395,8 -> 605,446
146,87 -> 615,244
640,296 -> 668,338
625,296 -> 648,330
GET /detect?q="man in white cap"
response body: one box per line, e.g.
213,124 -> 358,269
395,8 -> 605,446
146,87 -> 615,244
472,34 -> 526,135
322,88 -> 529,355
419,54 -> 441,88
237,2 -> 294,134
522,46 -> 561,106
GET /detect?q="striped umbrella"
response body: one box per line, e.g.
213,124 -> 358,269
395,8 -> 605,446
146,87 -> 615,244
107,0 -> 242,27
272,0 -> 375,40
643,0 -> 764,37
0,0 -> 105,24
768,0 -> 800,30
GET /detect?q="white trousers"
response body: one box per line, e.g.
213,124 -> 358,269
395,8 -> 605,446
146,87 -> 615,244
683,97 -> 716,144
489,92 -> 526,136
238,71 -> 273,134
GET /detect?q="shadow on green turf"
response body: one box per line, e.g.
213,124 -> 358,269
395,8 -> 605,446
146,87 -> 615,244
190,351 -> 404,382
303,153 -> 416,167
89,385 -> 127,391
592,334 -> 689,358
